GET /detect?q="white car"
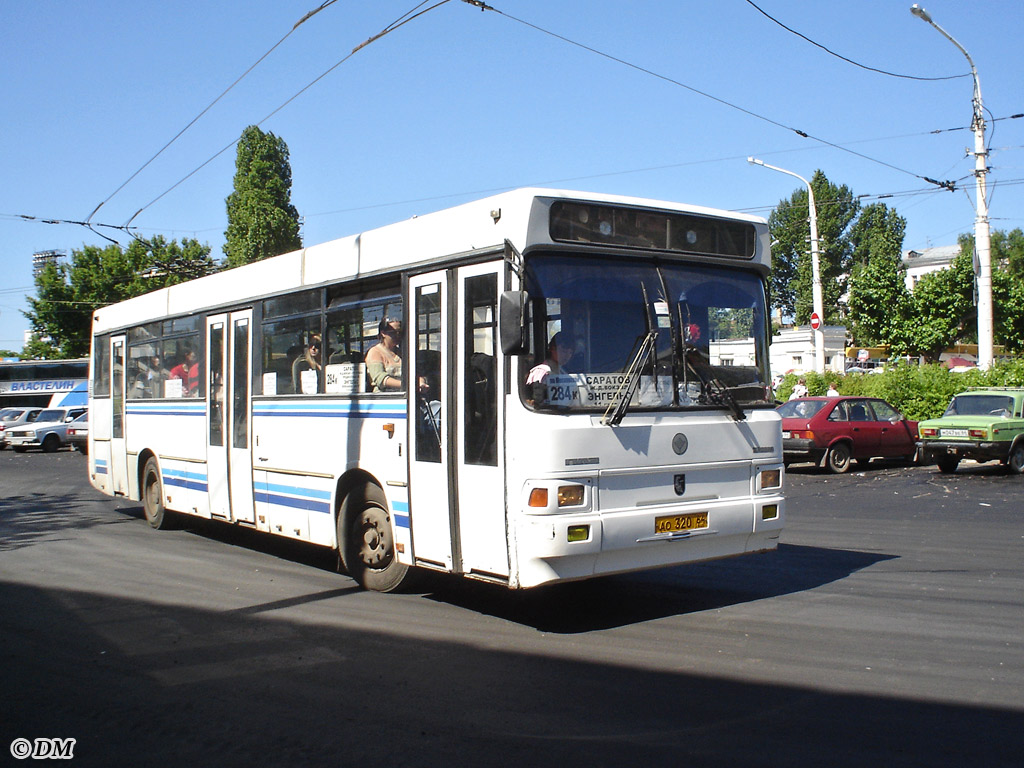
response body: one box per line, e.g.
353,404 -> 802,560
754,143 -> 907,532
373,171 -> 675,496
0,406 -> 45,449
65,412 -> 89,454
6,407 -> 87,453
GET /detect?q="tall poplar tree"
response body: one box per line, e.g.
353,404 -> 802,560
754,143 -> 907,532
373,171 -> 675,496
223,125 -> 302,268
846,203 -> 911,347
767,170 -> 858,324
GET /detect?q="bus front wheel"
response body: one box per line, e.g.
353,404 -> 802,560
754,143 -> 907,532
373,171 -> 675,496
341,484 -> 413,593
142,457 -> 174,530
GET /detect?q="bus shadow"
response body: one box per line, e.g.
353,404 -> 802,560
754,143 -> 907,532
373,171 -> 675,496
114,506 -> 892,633
422,544 -> 895,633
116,505 -> 342,574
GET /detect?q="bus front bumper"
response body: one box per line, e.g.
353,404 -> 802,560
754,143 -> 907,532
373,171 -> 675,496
513,496 -> 784,589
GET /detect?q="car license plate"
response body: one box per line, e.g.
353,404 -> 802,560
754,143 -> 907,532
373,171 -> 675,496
655,511 -> 709,534
782,431 -> 791,438
941,429 -> 969,437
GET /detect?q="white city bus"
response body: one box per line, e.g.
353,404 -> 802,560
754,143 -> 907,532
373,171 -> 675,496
87,188 -> 783,591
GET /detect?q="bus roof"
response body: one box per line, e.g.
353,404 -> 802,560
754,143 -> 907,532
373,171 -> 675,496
92,188 -> 768,334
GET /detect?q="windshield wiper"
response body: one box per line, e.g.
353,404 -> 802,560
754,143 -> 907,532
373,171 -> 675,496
602,331 -> 658,426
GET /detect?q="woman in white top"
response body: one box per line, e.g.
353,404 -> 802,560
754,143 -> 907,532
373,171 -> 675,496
365,319 -> 403,392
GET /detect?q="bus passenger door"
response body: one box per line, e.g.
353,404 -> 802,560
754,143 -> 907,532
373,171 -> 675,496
206,316 -> 230,519
206,310 -> 255,524
110,336 -> 128,495
455,263 -> 508,578
408,273 -> 454,570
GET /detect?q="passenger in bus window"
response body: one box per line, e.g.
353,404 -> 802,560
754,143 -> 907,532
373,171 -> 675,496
365,318 -> 403,392
138,354 -> 167,398
525,331 -> 574,404
292,335 -> 322,394
169,349 -> 198,396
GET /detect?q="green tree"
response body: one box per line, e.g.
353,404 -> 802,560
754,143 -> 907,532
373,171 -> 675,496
958,228 -> 1024,353
223,125 -> 302,268
768,171 -> 859,324
846,203 -> 911,347
23,237 -> 214,358
902,243 -> 975,361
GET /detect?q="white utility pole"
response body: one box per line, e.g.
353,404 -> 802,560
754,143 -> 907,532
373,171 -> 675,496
911,4 -> 993,369
748,157 -> 826,374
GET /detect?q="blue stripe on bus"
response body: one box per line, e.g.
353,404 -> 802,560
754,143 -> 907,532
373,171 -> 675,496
253,491 -> 332,515
261,482 -> 332,500
252,401 -> 406,419
162,467 -> 209,492
127,405 -> 206,416
163,475 -> 208,492
391,499 -> 410,528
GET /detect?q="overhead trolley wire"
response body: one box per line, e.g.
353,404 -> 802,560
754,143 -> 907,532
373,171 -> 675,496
85,0 -> 343,231
459,0 -> 960,192
122,0 -> 453,231
742,0 -> 971,82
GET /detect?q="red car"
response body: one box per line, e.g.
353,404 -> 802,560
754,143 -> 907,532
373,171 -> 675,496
777,396 -> 919,473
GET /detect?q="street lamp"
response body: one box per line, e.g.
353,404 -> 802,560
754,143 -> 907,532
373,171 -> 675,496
748,157 -> 826,374
910,4 -> 993,369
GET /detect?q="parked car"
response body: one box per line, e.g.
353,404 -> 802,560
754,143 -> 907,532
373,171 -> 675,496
777,396 -> 919,474
0,406 -> 45,450
5,406 -> 87,453
65,412 -> 89,454
917,387 -> 1024,474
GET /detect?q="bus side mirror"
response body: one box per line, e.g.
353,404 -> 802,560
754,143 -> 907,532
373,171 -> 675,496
499,291 -> 528,355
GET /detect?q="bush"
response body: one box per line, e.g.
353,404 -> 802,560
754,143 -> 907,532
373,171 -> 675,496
775,360 -> 1024,421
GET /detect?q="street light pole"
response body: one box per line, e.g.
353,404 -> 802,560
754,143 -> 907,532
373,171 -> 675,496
748,157 -> 826,374
910,4 -> 993,369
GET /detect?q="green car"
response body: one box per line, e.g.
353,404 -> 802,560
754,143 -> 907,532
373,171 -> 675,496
918,387 -> 1024,474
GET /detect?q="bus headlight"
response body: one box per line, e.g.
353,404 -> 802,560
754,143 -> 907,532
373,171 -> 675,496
759,468 -> 782,491
557,485 -> 585,507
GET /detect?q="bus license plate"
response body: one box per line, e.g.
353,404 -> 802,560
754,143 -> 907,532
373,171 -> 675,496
655,511 -> 708,534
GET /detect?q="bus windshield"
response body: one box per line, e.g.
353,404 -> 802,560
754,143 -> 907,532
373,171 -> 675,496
523,254 -> 772,413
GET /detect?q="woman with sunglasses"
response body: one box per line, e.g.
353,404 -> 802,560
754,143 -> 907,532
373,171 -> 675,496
292,334 -> 322,393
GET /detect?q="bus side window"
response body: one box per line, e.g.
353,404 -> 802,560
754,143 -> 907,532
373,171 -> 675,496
262,316 -> 322,395
92,336 -> 111,397
464,273 -> 497,466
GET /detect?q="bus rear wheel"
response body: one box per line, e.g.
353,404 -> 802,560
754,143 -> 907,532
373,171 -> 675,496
342,484 -> 413,592
142,457 -> 174,530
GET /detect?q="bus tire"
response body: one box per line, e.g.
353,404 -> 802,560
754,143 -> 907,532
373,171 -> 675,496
142,457 -> 174,530
825,443 -> 852,474
342,483 -> 413,593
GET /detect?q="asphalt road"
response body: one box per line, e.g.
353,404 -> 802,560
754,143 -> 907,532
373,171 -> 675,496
2,449 -> 1022,767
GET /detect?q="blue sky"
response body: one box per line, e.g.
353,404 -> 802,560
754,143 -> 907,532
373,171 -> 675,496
2,0 -> 1022,351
